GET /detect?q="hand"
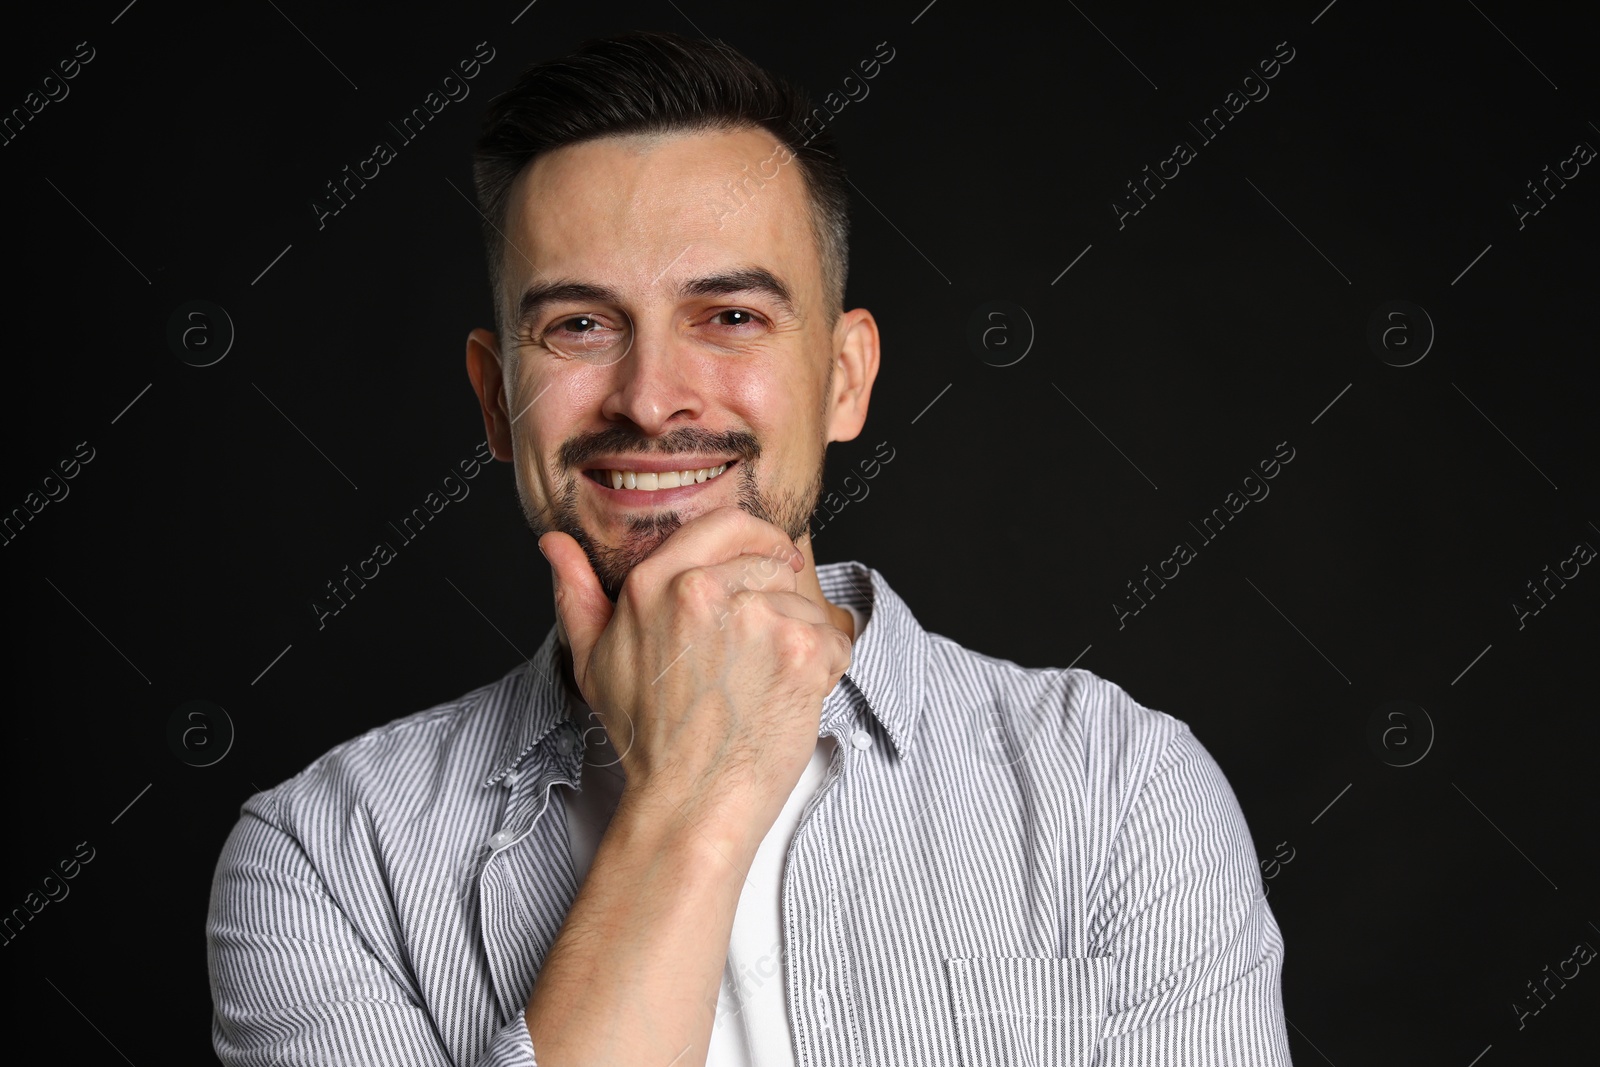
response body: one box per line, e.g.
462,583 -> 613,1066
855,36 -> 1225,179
539,506 -> 852,858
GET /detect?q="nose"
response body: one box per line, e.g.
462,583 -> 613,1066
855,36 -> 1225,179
598,320 -> 702,436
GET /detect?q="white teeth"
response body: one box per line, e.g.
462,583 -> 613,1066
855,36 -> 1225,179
600,463 -> 728,491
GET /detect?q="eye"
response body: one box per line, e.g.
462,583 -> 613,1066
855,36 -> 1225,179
709,308 -> 765,329
535,312 -> 631,362
539,312 -> 623,344
553,314 -> 600,335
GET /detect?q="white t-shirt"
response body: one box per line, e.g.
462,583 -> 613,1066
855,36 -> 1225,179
556,602 -> 865,1065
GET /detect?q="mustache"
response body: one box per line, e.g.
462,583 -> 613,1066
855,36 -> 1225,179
558,426 -> 761,472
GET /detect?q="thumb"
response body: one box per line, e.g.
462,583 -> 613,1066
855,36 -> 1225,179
539,530 -> 613,683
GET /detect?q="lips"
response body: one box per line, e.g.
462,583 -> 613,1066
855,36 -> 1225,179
584,458 -> 739,495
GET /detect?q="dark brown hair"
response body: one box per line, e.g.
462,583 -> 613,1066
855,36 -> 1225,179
472,31 -> 850,335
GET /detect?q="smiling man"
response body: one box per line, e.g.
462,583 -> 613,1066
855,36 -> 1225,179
208,30 -> 1292,1067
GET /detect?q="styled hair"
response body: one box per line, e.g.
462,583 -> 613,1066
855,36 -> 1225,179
472,31 -> 851,338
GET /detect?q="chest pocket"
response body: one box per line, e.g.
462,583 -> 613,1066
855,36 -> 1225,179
944,956 -> 1111,1066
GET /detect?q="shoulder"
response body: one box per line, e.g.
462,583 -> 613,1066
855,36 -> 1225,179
240,661 -> 530,836
921,636 -> 1259,882
924,634 -> 1191,778
916,635 -> 1254,850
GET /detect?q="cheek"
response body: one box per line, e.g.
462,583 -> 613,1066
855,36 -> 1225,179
710,347 -> 819,432
714,361 -> 798,465
515,363 -> 599,469
716,359 -> 779,412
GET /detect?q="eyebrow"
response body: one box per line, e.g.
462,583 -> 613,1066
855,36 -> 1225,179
514,266 -> 799,334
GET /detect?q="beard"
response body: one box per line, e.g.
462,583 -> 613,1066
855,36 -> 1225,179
517,421 -> 827,604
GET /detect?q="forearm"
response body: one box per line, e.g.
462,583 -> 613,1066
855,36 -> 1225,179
523,787 -> 753,1067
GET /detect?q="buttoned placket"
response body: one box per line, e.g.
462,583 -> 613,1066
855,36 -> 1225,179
785,684 -> 877,1067
477,718 -> 586,1021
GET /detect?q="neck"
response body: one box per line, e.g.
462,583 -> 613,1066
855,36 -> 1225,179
553,527 -> 851,702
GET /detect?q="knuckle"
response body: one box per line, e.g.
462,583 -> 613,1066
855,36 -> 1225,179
726,587 -> 760,619
775,623 -> 817,667
672,568 -> 720,607
712,503 -> 752,531
619,562 -> 654,602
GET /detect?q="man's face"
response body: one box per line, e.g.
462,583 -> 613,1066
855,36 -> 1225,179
488,127 -> 847,602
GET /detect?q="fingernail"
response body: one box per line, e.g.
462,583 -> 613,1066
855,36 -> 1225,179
537,540 -> 550,562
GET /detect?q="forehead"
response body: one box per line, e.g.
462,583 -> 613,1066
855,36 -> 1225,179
501,126 -> 821,313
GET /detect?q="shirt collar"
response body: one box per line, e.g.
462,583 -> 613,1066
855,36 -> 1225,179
815,560 -> 929,760
483,559 -> 930,786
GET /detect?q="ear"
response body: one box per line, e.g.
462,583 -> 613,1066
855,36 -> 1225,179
824,308 -> 880,444
465,328 -> 515,462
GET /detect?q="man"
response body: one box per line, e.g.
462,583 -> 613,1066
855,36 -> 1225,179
208,30 -> 1292,1066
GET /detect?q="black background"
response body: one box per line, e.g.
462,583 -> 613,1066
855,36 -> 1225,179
3,0 -> 1596,1063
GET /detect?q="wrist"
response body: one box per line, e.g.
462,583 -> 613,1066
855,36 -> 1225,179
613,782 -> 761,874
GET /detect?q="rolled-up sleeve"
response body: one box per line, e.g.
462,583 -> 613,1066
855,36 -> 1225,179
206,800 -> 539,1067
1090,726 -> 1293,1065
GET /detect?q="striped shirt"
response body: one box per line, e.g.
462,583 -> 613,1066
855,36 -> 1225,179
207,560 -> 1292,1065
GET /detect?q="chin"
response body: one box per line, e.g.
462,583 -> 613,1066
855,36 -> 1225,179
529,456 -> 821,601
571,512 -> 684,603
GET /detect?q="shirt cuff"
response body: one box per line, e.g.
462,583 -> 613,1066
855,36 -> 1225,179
476,1010 -> 538,1067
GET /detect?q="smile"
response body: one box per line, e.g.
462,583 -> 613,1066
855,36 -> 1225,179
584,460 -> 736,492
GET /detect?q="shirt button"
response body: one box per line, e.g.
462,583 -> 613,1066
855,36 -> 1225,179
503,770 -> 521,788
488,830 -> 512,849
850,730 -> 873,750
556,727 -> 578,755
